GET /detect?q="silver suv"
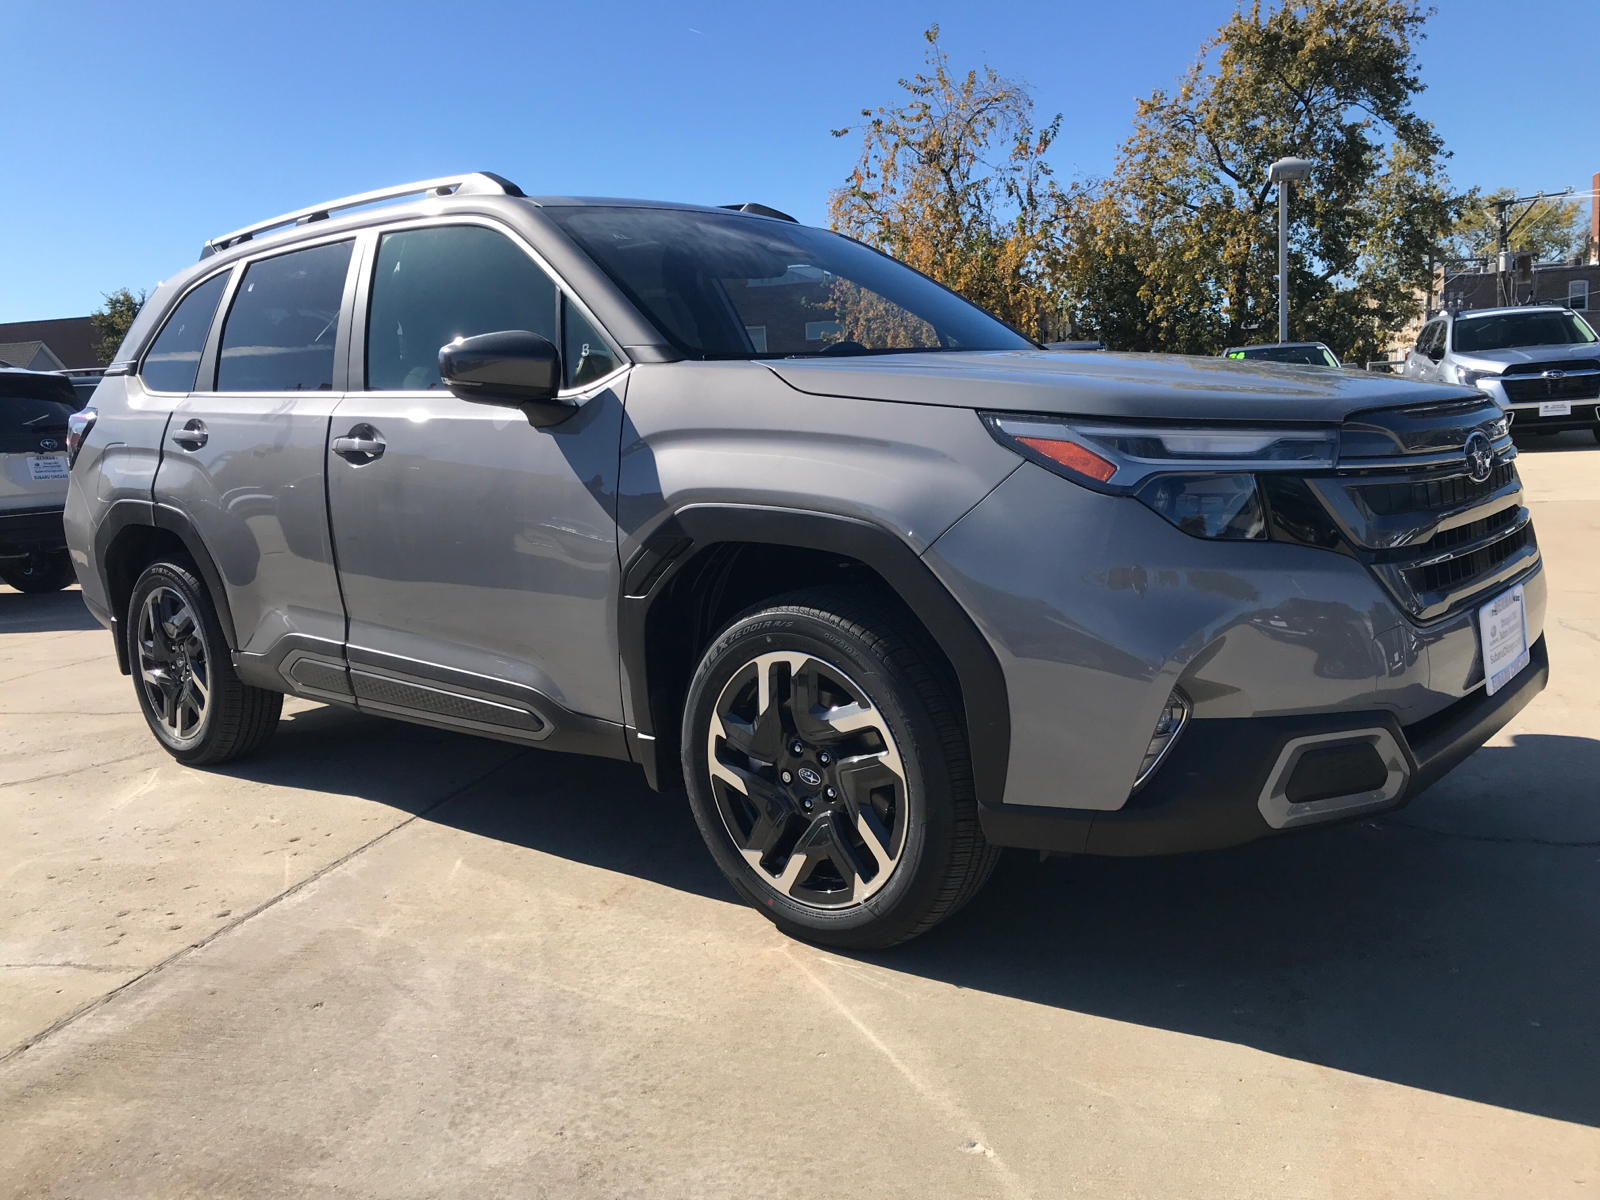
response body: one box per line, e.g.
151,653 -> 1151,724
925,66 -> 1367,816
1404,305 -> 1600,440
66,173 -> 1549,947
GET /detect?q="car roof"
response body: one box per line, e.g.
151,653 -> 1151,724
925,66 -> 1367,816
1448,306 -> 1571,320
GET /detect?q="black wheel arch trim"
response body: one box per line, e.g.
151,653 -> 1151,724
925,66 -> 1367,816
92,500 -> 242,675
151,504 -> 241,654
619,504 -> 1011,809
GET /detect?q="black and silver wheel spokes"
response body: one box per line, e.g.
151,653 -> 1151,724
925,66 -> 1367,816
136,586 -> 210,741
708,652 -> 908,909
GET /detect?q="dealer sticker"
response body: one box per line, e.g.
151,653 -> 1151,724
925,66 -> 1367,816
27,454 -> 69,481
1539,400 -> 1572,418
1479,585 -> 1530,697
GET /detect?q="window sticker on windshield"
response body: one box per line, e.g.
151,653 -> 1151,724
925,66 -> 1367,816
28,454 -> 69,482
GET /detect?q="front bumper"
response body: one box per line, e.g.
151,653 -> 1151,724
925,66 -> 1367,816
979,634 -> 1548,856
1506,401 -> 1600,435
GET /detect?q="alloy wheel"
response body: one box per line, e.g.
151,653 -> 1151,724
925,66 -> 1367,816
707,651 -> 909,908
136,585 -> 211,742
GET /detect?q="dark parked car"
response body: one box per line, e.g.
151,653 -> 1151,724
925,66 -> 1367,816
1225,342 -> 1342,368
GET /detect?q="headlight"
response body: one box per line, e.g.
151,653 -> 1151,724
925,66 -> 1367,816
981,413 -> 1336,540
1451,364 -> 1501,388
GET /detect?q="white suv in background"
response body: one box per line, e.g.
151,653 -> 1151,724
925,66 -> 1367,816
0,366 -> 81,592
1405,306 -> 1600,441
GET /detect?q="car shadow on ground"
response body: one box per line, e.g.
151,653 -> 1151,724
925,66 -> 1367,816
0,586 -> 103,634
214,703 -> 1600,1129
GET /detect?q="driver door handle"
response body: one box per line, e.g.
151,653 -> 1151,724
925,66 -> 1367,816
332,426 -> 386,462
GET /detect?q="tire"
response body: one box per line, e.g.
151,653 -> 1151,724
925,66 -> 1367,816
0,549 -> 76,593
127,558 -> 282,765
681,587 -> 999,949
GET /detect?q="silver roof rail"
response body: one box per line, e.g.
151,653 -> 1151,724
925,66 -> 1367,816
199,171 -> 526,259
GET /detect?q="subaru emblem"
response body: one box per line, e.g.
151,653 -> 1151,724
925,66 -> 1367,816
1463,431 -> 1494,484
39,438 -> 59,450
797,765 -> 822,788
1542,369 -> 1565,380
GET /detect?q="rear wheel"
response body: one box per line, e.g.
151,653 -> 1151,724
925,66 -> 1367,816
682,588 -> 998,949
0,549 -> 76,593
128,558 -> 282,765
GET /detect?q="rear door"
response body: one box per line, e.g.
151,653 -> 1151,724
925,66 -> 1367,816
325,219 -> 627,739
152,236 -> 355,696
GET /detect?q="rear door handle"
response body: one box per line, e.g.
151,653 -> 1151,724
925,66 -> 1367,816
170,419 -> 208,450
332,425 -> 385,463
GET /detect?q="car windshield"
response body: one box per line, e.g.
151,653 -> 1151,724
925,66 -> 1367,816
547,206 -> 1035,359
1453,311 -> 1598,353
1230,344 -> 1339,367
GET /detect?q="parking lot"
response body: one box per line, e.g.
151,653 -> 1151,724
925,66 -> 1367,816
2,436 -> 1596,1199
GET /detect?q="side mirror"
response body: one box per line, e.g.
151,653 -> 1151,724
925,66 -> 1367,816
1427,345 -> 1444,362
439,330 -> 577,427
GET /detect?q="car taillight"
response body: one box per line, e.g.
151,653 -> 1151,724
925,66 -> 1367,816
66,407 -> 97,468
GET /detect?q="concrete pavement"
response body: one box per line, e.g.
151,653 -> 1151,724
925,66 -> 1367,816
2,434 -> 1597,1198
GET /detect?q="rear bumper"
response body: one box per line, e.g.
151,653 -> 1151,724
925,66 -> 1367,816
0,506 -> 66,557
980,634 -> 1549,857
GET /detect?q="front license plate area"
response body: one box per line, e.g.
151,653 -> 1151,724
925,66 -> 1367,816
27,454 -> 69,482
1479,585 -> 1530,697
1538,400 -> 1572,418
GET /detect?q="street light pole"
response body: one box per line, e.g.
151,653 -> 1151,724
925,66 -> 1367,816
1268,158 -> 1312,344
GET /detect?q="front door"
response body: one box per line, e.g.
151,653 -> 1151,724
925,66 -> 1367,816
325,221 -> 627,740
153,237 -> 354,696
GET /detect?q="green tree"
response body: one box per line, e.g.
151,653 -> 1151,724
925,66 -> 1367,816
90,287 -> 146,365
1065,0 -> 1464,362
1451,189 -> 1588,263
828,26 -> 1071,341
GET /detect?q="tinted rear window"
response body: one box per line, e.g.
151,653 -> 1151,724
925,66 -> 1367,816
217,241 -> 353,391
0,395 -> 74,434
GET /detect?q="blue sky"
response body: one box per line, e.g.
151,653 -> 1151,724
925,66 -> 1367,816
5,0 -> 1596,323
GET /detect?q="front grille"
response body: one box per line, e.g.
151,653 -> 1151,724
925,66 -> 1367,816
1357,463 -> 1514,516
1503,372 -> 1600,403
1406,524 -> 1533,596
1294,398 -> 1542,621
1384,504 -> 1521,559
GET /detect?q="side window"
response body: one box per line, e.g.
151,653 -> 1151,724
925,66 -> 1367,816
141,273 -> 228,393
367,226 -> 558,390
216,240 -> 354,392
563,300 -> 618,388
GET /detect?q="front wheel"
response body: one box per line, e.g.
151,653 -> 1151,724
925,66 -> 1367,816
0,549 -> 76,593
682,588 -> 998,949
128,558 -> 282,765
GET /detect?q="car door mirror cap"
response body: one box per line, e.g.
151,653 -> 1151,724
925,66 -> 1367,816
439,330 -> 577,426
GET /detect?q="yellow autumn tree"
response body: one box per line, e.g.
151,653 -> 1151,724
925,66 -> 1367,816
828,26 -> 1072,342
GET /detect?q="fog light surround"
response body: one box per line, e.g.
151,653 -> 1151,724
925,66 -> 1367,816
1133,689 -> 1190,790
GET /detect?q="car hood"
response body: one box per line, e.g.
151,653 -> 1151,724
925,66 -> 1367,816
765,350 -> 1472,424
1452,343 -> 1600,371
